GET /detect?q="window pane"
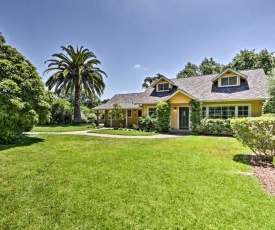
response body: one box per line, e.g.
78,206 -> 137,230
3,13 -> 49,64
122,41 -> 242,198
201,107 -> 206,118
158,84 -> 163,91
221,78 -> 228,86
238,106 -> 249,117
158,83 -> 169,91
127,110 -> 132,117
229,76 -> 237,85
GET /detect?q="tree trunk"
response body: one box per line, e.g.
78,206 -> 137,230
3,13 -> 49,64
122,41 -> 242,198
73,82 -> 82,123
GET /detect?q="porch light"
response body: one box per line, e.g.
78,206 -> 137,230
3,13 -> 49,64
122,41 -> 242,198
174,107 -> 177,111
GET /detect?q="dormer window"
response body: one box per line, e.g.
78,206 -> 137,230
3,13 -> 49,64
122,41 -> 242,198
158,83 -> 169,91
220,76 -> 238,87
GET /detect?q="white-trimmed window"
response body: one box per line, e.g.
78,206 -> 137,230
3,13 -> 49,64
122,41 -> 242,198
157,83 -> 169,91
238,106 -> 249,117
202,105 -> 250,119
220,76 -> 238,87
127,109 -> 132,118
148,107 -> 157,118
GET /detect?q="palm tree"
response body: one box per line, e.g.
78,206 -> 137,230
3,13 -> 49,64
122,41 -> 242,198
44,45 -> 107,123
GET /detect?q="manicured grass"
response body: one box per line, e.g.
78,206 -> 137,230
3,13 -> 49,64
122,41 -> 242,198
31,124 -> 92,132
1,135 -> 275,229
88,129 -> 157,136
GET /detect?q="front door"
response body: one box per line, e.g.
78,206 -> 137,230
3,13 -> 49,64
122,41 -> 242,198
179,107 -> 189,130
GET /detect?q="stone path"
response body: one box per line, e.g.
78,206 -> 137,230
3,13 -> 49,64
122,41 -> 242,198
26,131 -> 184,139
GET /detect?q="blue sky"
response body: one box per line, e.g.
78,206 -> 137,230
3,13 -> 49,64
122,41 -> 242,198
1,0 -> 275,99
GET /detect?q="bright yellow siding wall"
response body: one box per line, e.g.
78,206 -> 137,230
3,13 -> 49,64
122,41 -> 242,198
169,92 -> 192,104
202,100 -> 262,117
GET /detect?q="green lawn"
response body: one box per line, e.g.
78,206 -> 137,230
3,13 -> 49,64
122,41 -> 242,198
88,129 -> 157,136
31,124 -> 92,132
1,135 -> 275,229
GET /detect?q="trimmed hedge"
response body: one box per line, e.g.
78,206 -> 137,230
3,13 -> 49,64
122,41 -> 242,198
138,117 -> 157,132
231,117 -> 275,160
196,119 -> 233,135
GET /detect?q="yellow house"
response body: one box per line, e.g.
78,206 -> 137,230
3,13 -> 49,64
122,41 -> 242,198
93,68 -> 269,130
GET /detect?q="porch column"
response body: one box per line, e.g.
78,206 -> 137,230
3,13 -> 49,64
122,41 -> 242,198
126,110 -> 128,128
96,110 -> 99,126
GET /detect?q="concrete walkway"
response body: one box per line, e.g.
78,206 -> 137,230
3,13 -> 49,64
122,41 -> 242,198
26,131 -> 183,139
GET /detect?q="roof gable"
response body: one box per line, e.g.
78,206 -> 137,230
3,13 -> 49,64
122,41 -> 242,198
212,68 -> 247,82
151,76 -> 175,87
165,89 -> 196,102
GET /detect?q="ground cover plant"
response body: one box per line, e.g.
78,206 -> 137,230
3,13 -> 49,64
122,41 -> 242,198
31,124 -> 93,132
88,129 -> 157,136
1,135 -> 275,229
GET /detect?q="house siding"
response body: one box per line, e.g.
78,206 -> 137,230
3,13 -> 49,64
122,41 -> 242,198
168,92 -> 192,104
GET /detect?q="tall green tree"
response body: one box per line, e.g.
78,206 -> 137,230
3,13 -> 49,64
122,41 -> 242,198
229,49 -> 275,74
256,49 -> 275,74
230,49 -> 257,71
0,32 -> 52,144
199,57 -> 223,75
177,62 -> 199,78
267,68 -> 275,97
44,45 -> 107,123
142,73 -> 165,89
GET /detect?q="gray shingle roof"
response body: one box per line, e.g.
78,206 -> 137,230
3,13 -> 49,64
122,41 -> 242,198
93,93 -> 143,110
94,69 -> 269,110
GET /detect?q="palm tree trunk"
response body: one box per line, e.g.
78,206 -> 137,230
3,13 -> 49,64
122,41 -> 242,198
73,82 -> 82,123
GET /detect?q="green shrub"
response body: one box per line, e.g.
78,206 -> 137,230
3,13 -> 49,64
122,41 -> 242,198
262,113 -> 275,117
156,102 -> 171,132
263,98 -> 275,114
138,117 -> 157,132
131,124 -> 138,130
87,123 -> 97,129
197,119 -> 233,135
231,117 -> 275,161
189,99 -> 202,129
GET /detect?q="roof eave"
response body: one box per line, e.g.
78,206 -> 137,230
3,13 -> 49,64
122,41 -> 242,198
201,97 -> 269,102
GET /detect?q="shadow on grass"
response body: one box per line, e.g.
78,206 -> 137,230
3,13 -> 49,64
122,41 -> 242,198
0,136 -> 44,152
233,154 -> 273,167
233,154 -> 251,166
37,124 -> 86,127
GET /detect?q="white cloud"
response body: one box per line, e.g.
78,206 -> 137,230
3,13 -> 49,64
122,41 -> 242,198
132,64 -> 147,70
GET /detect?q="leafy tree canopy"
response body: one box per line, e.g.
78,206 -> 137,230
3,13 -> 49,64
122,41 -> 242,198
199,57 -> 223,75
0,32 -> 52,144
177,62 -> 199,78
176,49 -> 275,79
267,68 -> 275,97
